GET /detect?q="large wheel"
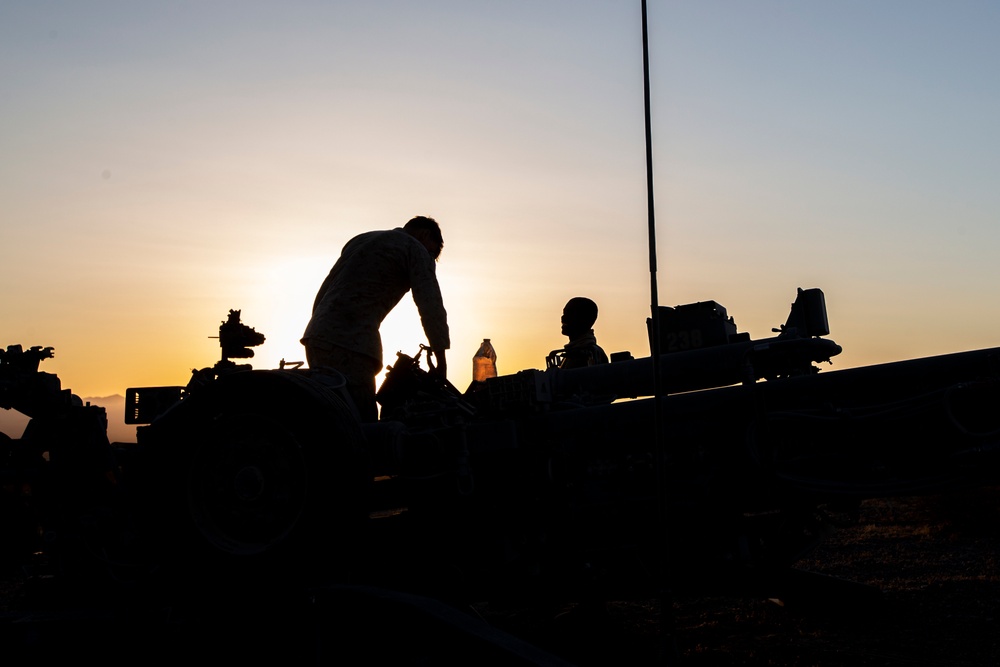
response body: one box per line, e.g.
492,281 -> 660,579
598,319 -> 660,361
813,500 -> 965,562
186,411 -> 311,556
142,369 -> 370,588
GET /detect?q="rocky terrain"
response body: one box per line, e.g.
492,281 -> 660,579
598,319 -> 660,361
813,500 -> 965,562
2,487 -> 997,665
480,486 -> 1000,666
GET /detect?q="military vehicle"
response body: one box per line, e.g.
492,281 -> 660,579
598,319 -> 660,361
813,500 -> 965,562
4,288 -> 999,614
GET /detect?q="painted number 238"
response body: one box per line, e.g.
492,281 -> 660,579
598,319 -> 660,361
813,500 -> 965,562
665,329 -> 703,352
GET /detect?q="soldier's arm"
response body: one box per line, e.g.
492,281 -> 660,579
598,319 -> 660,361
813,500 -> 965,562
409,250 -> 450,355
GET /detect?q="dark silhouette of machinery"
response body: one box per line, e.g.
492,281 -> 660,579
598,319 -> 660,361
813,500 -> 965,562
3,289 -> 1000,612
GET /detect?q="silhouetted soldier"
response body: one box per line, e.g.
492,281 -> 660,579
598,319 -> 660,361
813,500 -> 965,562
547,297 -> 610,370
301,216 -> 449,421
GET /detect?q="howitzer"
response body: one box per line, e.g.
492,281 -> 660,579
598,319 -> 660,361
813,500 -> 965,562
3,290 -> 1000,605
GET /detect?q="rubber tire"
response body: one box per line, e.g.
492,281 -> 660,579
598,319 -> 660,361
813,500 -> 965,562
144,369 -> 370,590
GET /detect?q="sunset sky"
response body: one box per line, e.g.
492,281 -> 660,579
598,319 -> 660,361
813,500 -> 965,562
4,1 -> 1000,403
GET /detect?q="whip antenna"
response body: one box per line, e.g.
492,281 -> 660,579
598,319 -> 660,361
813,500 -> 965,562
641,0 -> 676,660
642,3 -> 661,374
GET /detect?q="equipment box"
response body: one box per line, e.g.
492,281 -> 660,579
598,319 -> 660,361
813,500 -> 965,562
647,301 -> 742,354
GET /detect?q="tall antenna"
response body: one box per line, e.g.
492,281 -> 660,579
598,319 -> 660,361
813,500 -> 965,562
641,0 -> 676,660
642,4 -> 659,328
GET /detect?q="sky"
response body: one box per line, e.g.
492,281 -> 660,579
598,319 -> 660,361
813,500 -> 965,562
3,1 -> 1000,404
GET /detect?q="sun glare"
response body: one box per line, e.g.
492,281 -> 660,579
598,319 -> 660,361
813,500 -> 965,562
235,256 -> 327,372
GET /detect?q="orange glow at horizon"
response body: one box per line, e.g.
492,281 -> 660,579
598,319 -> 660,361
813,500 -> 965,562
4,3 -> 1000,405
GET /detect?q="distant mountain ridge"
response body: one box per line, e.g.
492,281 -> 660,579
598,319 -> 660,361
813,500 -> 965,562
0,393 -> 137,444
87,394 -> 135,443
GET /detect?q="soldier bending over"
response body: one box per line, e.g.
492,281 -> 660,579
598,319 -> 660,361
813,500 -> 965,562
301,216 -> 450,421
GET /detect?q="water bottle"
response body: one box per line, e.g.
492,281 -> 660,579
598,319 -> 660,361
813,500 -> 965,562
472,338 -> 498,382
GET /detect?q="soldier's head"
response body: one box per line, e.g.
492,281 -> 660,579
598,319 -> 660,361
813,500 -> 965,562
561,297 -> 599,338
404,216 -> 444,260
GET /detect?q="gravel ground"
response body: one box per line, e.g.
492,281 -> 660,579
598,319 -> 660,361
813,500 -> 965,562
477,486 -> 1000,666
2,486 -> 998,665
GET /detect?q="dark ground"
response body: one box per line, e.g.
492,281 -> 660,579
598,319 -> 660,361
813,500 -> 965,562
2,486 -> 998,665
475,485 -> 1000,666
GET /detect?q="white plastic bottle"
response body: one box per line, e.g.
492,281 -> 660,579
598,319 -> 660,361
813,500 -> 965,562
472,339 -> 498,382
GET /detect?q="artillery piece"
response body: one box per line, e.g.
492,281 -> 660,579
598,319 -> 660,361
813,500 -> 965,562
5,288 -> 999,613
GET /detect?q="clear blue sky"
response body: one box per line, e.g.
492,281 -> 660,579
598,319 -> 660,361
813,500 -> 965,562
3,1 -> 999,397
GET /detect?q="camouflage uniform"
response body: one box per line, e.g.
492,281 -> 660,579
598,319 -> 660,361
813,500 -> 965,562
301,228 -> 450,420
558,331 -> 609,370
